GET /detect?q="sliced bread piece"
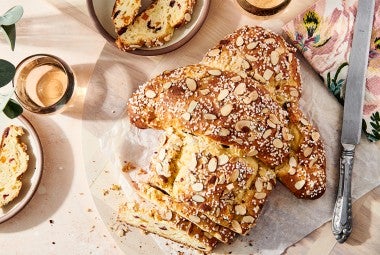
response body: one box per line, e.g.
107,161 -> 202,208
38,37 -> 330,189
112,0 -> 141,35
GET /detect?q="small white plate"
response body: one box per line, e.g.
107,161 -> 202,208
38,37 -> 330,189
87,0 -> 210,56
0,115 -> 43,223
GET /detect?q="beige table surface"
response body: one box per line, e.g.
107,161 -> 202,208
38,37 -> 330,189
0,0 -> 379,254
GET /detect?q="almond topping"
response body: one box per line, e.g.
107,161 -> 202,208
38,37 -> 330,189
270,50 -> 280,65
208,157 -> 217,172
242,216 -> 255,224
229,169 -> 240,183
232,220 -> 243,234
303,147 -> 313,157
208,48 -> 220,57
204,113 -> 217,120
269,114 -> 281,125
246,42 -> 258,50
234,83 -> 247,95
188,154 -> 198,171
145,90 -> 157,98
273,138 -> 284,149
208,69 -> 222,76
235,204 -> 247,215
184,13 -> 191,22
199,88 -> 210,95
267,182 -> 273,191
300,118 -> 309,126
289,157 -> 297,167
242,59 -> 250,70
263,69 -> 274,81
288,167 -> 296,175
185,78 -> 197,91
218,154 -> 229,165
192,183 -> 204,192
290,88 -> 299,97
181,112 -> 191,121
189,215 -> 201,223
219,128 -> 230,136
295,180 -> 306,190
246,55 -> 258,62
187,100 -> 198,113
226,183 -> 234,190
265,38 -> 276,44
247,149 -> 258,157
254,192 -> 267,200
311,132 -> 320,142
254,72 -> 266,83
235,120 -> 251,132
255,178 -> 263,192
267,120 -> 276,128
231,76 -> 242,82
192,194 -> 205,203
275,73 -> 283,81
221,104 -> 233,116
236,36 -> 244,46
262,129 -> 272,139
243,91 -> 259,104
163,82 -> 172,90
218,89 -> 229,101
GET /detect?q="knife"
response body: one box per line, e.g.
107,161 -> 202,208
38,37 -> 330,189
332,0 -> 375,243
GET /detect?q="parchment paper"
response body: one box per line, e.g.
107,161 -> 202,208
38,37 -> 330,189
98,55 -> 380,255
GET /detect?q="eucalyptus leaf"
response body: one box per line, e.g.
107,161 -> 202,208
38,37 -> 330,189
0,24 -> 16,50
2,98 -> 23,119
0,6 -> 23,26
0,59 -> 16,87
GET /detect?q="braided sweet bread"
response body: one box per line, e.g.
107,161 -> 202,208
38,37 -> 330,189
121,26 -> 327,251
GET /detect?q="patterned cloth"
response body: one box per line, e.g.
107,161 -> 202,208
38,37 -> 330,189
283,0 -> 380,142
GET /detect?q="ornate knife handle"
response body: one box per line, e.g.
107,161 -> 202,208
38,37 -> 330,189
332,144 -> 354,243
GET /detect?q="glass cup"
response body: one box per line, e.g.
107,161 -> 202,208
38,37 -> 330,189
237,0 -> 291,16
13,54 -> 75,114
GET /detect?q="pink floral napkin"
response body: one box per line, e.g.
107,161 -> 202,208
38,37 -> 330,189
283,0 -> 380,142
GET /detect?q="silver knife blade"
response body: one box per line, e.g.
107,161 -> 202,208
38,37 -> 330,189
341,0 -> 375,145
332,0 -> 375,243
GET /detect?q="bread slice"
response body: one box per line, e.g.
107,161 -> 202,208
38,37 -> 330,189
112,0 -> 141,36
118,198 -> 218,252
115,0 -> 196,50
200,26 -> 326,199
0,125 -> 29,207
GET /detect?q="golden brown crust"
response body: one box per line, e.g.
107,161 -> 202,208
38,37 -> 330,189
128,64 -> 290,168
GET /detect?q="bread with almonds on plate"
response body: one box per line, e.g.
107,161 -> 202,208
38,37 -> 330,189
201,26 -> 326,199
115,0 -> 196,51
0,125 -> 29,207
118,198 -> 218,252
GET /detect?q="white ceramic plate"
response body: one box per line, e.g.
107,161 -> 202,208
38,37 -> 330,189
87,0 -> 210,55
0,115 -> 43,223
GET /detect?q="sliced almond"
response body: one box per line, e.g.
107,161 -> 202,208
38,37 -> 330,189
311,132 -> 320,142
270,50 -> 280,65
300,118 -> 309,126
273,138 -> 284,149
208,48 -> 220,57
186,78 -> 197,91
208,69 -> 222,76
242,59 -> 250,70
218,89 -> 229,101
255,178 -> 263,192
235,120 -> 252,132
234,83 -> 247,95
192,183 -> 204,192
231,76 -> 242,82
181,112 -> 191,121
184,13 -> 191,22
221,104 -> 233,116
265,38 -> 276,44
232,220 -> 243,234
204,113 -> 217,120
145,89 -> 157,98
254,192 -> 267,200
247,149 -> 258,157
163,82 -> 172,90
218,154 -> 229,166
226,183 -> 234,190
243,91 -> 259,104
188,154 -> 198,171
246,55 -> 258,62
303,147 -> 313,157
235,204 -> 247,215
262,129 -> 272,139
187,100 -> 198,113
275,73 -> 283,81
269,114 -> 281,125
208,157 -> 217,172
289,88 -> 299,97
229,169 -> 240,183
295,180 -> 306,190
242,216 -> 255,224
263,69 -> 274,81
192,194 -> 205,203
236,36 -> 244,47
309,156 -> 318,168
246,42 -> 258,50
199,88 -> 210,95
288,167 -> 296,175
189,215 -> 201,223
289,157 -> 297,167
266,182 -> 273,191
253,72 -> 266,83
219,128 -> 230,136
267,120 -> 276,128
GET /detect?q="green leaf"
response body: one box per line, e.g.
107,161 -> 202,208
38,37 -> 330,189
0,24 -> 16,50
0,6 -> 23,26
0,59 -> 16,87
2,98 -> 23,119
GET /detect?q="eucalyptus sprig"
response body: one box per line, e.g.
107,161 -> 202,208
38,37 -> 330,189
0,5 -> 24,119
